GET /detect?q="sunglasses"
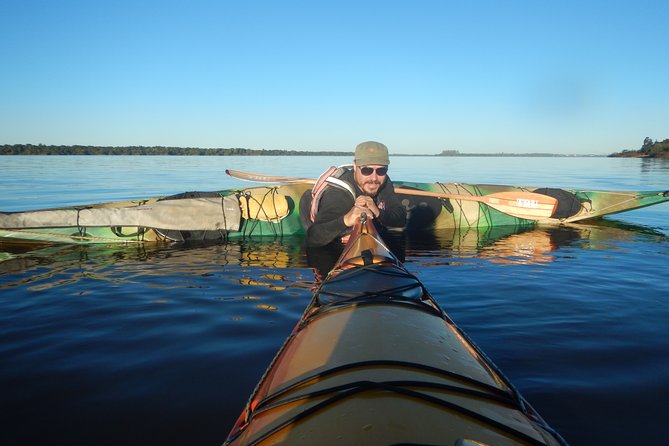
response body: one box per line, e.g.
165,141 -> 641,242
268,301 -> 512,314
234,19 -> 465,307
358,166 -> 388,176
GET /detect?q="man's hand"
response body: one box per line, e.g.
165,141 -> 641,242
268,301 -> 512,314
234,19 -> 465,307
343,196 -> 380,227
355,196 -> 380,218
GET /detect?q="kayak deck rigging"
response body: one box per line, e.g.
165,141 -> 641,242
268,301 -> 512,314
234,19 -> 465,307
231,360 -> 556,446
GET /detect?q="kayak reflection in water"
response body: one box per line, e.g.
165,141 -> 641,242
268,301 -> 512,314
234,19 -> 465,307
303,141 -> 407,247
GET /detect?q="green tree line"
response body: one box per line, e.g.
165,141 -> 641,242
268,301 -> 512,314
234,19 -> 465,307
609,137 -> 669,158
0,144 -> 353,156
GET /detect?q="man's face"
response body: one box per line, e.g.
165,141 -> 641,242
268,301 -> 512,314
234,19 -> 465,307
354,163 -> 388,196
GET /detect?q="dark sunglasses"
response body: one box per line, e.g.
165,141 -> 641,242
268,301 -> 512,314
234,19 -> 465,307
358,166 -> 388,176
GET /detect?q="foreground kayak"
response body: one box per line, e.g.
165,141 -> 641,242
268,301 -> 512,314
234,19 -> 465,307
1,179 -> 667,243
224,215 -> 568,445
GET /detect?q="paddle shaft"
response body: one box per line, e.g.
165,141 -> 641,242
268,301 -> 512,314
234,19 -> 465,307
225,169 -> 557,220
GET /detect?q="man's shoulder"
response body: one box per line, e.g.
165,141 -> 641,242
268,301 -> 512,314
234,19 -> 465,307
338,167 -> 354,182
321,182 -> 355,199
322,167 -> 356,197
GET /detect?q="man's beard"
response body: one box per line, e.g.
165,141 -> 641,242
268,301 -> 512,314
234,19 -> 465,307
362,180 -> 382,196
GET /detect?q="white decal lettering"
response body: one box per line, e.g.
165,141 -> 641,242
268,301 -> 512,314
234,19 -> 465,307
516,198 -> 539,208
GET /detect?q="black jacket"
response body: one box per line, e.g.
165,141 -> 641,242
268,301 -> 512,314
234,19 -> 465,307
306,169 -> 406,247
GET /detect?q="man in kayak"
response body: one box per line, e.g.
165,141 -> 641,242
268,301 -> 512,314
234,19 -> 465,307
306,141 -> 407,247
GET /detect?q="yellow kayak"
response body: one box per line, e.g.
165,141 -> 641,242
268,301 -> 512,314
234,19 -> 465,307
224,215 -> 568,446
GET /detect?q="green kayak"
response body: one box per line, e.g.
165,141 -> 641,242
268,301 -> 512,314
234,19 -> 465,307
1,180 -> 667,244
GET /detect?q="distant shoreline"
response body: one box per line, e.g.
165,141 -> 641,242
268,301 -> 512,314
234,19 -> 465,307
0,144 -> 604,157
608,138 -> 669,159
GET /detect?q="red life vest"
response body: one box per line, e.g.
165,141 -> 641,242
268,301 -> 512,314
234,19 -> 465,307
309,165 -> 356,223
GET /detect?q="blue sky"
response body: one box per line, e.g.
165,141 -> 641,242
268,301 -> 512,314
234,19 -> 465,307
1,0 -> 667,154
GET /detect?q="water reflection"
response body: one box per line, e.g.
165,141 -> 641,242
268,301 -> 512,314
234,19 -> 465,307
0,238 -> 309,291
405,220 -> 666,265
640,157 -> 669,174
1,220 -> 665,288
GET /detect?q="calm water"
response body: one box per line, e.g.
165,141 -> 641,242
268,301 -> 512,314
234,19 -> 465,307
1,156 -> 668,445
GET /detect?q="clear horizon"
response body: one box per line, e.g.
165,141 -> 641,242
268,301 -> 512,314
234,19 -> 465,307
1,1 -> 667,155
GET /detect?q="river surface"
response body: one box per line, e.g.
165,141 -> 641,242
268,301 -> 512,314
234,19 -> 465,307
1,155 -> 668,445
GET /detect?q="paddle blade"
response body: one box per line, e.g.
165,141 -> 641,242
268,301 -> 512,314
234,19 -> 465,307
482,191 -> 557,219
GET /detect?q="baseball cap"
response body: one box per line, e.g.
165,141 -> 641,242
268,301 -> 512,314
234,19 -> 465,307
354,141 -> 390,166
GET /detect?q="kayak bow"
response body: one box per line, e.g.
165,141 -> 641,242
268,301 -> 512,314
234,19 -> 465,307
224,214 -> 568,446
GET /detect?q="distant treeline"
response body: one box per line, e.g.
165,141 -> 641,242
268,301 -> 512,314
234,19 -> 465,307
609,138 -> 669,159
0,144 -> 353,156
2,144 -> 600,157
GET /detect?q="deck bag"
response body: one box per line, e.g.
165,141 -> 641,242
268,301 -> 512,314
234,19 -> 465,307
0,195 -> 241,231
